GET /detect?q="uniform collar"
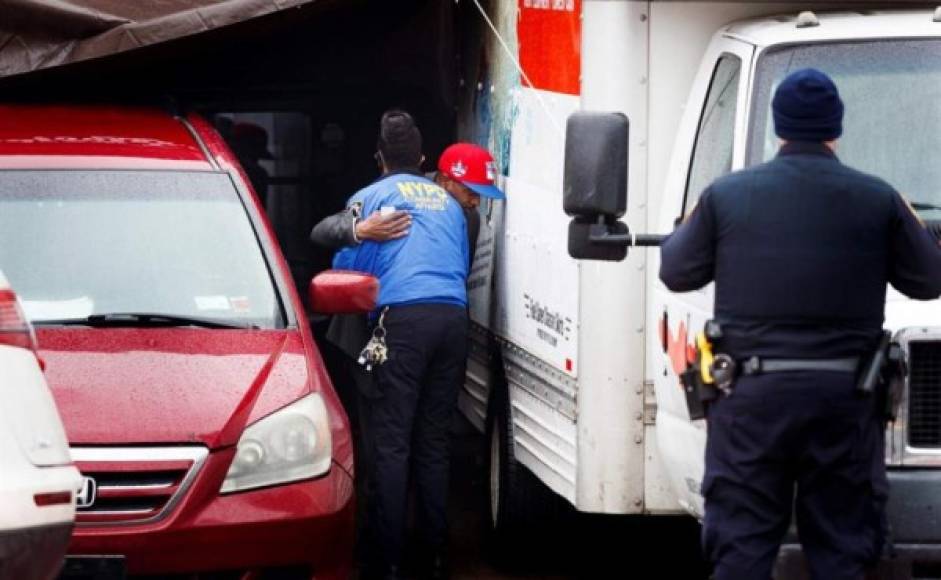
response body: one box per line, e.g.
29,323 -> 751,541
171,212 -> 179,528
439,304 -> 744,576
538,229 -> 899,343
777,141 -> 838,160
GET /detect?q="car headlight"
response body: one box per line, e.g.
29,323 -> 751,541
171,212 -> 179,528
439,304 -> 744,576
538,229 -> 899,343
221,393 -> 332,494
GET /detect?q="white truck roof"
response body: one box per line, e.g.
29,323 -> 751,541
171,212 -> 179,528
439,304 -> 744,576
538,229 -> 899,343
724,9 -> 941,46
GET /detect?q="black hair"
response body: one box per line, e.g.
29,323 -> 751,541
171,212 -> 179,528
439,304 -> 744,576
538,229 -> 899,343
377,109 -> 422,170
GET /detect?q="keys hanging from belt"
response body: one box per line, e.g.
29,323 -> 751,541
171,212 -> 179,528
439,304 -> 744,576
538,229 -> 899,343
358,307 -> 389,371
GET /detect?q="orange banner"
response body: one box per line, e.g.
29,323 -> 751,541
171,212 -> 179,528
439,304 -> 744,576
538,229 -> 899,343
517,0 -> 582,96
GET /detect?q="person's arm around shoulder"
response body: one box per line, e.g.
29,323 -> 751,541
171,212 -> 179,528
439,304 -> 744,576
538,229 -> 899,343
310,209 -> 359,249
310,205 -> 412,249
659,188 -> 718,292
888,191 -> 941,300
357,210 -> 411,243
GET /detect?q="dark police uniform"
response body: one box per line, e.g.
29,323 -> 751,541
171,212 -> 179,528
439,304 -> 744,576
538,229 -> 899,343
660,141 -> 941,579
332,170 -> 470,577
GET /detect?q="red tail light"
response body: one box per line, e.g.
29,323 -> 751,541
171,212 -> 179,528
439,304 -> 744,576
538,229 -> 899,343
0,288 -> 38,351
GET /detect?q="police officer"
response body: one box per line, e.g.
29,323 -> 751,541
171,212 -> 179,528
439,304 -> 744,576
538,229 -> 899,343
659,69 -> 941,580
329,110 -> 482,580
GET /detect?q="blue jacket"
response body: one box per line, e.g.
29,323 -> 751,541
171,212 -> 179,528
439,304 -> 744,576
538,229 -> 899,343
660,142 -> 941,359
333,171 -> 469,309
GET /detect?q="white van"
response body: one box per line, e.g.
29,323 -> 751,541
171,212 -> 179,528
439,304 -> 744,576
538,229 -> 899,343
0,272 -> 81,580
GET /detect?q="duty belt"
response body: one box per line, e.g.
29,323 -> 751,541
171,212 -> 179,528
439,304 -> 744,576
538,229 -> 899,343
740,356 -> 860,376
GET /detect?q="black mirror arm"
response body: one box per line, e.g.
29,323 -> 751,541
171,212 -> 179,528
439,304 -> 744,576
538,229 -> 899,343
588,218 -> 665,247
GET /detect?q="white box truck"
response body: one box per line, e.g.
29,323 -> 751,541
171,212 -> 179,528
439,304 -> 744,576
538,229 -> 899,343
458,1 -> 941,575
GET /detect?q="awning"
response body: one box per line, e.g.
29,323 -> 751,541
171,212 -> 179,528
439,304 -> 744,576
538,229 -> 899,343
0,0 -> 323,78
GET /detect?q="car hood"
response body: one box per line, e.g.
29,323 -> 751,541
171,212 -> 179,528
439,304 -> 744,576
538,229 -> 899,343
38,328 -> 313,448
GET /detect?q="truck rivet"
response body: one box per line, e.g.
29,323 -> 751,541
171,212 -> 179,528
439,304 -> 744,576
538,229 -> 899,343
634,435 -> 643,444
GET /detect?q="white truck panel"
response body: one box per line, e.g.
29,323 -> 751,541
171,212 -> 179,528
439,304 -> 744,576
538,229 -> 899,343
500,88 -> 581,376
504,343 -> 579,502
461,324 -> 493,432
574,0 -> 650,514
643,426 -> 685,513
467,199 -> 503,330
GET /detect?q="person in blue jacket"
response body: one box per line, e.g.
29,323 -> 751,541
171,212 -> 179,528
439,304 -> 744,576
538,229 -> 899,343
334,110 -> 469,580
660,69 -> 941,580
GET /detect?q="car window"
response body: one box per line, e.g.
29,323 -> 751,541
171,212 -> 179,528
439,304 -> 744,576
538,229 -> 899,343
0,170 -> 284,328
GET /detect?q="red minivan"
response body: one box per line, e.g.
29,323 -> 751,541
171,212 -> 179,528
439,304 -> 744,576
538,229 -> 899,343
0,105 -> 369,579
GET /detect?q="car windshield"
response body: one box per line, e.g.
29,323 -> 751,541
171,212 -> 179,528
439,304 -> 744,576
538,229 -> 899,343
0,170 -> 284,328
748,39 -> 941,220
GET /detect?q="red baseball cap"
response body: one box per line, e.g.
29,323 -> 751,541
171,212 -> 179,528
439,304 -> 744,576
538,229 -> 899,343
437,143 -> 505,200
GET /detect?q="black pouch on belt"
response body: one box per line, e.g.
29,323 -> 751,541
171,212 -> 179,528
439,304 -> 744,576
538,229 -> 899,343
680,320 -> 726,420
681,363 -> 718,421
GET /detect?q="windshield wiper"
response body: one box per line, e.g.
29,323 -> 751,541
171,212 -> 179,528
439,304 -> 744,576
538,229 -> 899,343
911,201 -> 941,212
33,312 -> 259,330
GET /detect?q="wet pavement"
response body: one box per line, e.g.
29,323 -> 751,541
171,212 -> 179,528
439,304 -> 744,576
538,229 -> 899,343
411,420 -> 710,580
325,338 -> 709,579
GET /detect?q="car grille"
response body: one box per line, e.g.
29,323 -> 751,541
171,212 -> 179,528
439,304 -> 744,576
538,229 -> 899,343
71,446 -> 208,526
907,340 -> 941,448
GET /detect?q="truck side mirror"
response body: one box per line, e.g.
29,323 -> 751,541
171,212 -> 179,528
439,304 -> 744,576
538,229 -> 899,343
563,112 -> 630,261
309,270 -> 378,314
563,111 -> 629,218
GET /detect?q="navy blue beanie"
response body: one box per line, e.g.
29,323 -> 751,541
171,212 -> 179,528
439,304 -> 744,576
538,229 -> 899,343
772,68 -> 844,142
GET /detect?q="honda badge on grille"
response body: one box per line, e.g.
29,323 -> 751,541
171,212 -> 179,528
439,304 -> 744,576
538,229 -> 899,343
76,476 -> 97,509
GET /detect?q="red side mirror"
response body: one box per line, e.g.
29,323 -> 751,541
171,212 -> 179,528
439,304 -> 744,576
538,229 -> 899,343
309,270 -> 379,314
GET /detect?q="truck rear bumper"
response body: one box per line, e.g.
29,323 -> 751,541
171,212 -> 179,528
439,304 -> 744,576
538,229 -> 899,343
776,469 -> 941,579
